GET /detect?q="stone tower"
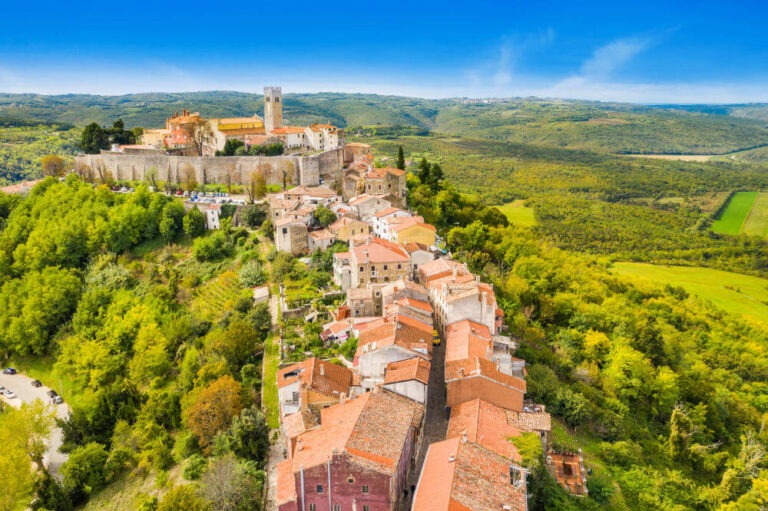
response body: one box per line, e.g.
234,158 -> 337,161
263,86 -> 283,135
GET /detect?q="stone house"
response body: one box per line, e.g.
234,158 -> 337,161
327,216 -> 370,243
363,167 -> 407,201
276,389 -> 424,511
348,237 -> 411,290
372,207 -> 412,238
332,251 -> 352,290
275,218 -> 309,255
355,315 -> 433,386
308,229 -> 336,252
348,194 -> 392,223
403,242 -> 435,279
417,258 -> 470,286
276,357 -> 356,418
445,356 -> 526,412
382,357 -> 430,404
347,287 -> 376,318
428,272 -> 502,335
385,216 -> 437,247
383,297 -> 434,326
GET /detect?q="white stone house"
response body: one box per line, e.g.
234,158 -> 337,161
382,357 -> 430,404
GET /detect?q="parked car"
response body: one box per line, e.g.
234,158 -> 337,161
31,379 -> 42,387
51,396 -> 63,405
0,385 -> 5,392
46,390 -> 58,398
2,367 -> 16,375
4,390 -> 17,399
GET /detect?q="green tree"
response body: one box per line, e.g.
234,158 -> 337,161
313,204 -> 337,227
157,485 -> 210,511
159,201 -> 186,244
222,139 -> 245,156
241,205 -> 266,228
60,442 -> 110,504
184,206 -> 207,237
41,154 -> 67,177
80,123 -> 108,154
396,145 -> 405,170
215,406 -> 270,463
184,376 -> 244,451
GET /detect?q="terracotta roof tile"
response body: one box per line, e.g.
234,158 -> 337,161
351,237 -> 410,264
413,437 -> 526,511
447,399 -> 523,461
276,358 -> 353,397
384,357 -> 431,385
445,357 -> 526,393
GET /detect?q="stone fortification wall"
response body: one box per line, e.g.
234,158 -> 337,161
74,147 -> 345,187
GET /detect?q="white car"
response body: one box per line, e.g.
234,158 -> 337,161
4,389 -> 17,399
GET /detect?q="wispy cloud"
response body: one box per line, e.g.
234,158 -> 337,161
580,37 -> 652,79
467,28 -> 556,90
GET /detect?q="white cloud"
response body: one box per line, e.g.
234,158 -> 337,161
580,37 -> 652,79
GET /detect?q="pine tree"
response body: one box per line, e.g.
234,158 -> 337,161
396,146 -> 405,170
418,158 -> 430,184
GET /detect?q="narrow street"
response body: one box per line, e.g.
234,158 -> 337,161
403,337 -> 447,509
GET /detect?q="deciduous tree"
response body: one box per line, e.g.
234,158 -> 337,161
184,376 -> 244,450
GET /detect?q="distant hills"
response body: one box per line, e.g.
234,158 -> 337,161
1,91 -> 767,155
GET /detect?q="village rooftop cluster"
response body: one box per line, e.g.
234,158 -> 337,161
269,146 -> 587,511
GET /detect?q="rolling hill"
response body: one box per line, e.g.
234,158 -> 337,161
2,92 -> 768,155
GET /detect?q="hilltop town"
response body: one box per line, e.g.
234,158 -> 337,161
261,144 -> 586,510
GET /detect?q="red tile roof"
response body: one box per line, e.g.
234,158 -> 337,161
384,357 -> 431,385
351,237 -> 410,264
356,315 -> 433,359
412,437 -> 526,511
447,399 -> 524,461
285,390 -> 423,476
277,358 -> 354,397
445,357 -> 526,393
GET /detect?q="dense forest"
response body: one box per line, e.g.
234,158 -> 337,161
0,178 -> 274,510
0,124 -> 79,184
406,167 -> 768,510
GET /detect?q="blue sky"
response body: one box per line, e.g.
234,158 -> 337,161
1,0 -> 767,103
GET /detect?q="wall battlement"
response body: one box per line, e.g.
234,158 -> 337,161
74,147 -> 344,187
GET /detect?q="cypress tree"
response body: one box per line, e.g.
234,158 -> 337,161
396,146 -> 405,170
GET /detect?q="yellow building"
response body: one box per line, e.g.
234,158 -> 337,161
389,217 -> 437,247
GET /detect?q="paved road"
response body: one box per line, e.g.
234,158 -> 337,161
403,338 -> 448,509
0,371 -> 70,478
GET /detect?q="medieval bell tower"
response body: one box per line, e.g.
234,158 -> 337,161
263,86 -> 283,135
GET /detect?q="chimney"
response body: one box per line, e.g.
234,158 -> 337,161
363,250 -> 369,264
458,367 -> 465,377
320,363 -> 325,376
462,432 -> 468,443
448,454 -> 456,463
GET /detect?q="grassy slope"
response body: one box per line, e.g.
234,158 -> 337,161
496,200 -> 537,226
742,192 -> 768,236
711,191 -> 758,234
611,262 -> 768,325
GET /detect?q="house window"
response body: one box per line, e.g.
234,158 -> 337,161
292,391 -> 299,402
334,506 -> 341,511
363,506 -> 370,511
370,266 -> 376,271
362,485 -> 369,494
309,505 -> 316,511
383,265 -> 388,270
360,266 -> 364,272
282,228 -> 287,234
316,484 -> 323,493
347,477 -> 355,484
397,264 -> 402,270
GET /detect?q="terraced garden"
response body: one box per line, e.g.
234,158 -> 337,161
190,270 -> 246,321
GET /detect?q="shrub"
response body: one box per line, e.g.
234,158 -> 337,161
184,454 -> 209,480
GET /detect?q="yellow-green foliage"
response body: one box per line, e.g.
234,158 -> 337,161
612,262 -> 768,326
496,200 -> 536,226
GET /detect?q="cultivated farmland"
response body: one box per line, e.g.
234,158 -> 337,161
711,191 -> 758,234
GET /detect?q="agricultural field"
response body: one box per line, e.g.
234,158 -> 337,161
742,192 -> 768,236
611,262 -> 768,325
496,200 -> 536,226
711,191 -> 765,235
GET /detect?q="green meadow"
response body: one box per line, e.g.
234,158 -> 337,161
612,262 -> 768,325
496,200 -> 537,226
711,191 -> 758,234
